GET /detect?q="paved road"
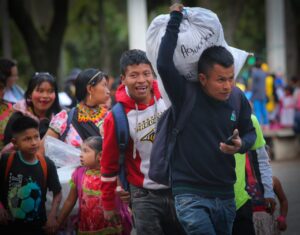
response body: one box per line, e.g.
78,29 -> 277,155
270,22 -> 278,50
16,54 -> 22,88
271,158 -> 300,235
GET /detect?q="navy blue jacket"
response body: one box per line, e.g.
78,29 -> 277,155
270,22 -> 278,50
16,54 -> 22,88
157,11 -> 256,199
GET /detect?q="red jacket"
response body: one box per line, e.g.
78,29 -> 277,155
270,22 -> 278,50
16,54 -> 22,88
100,81 -> 168,210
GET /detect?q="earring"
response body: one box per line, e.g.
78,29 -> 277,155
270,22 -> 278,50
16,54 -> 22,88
89,93 -> 92,100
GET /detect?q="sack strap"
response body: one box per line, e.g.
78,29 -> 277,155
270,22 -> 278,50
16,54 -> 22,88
111,102 -> 130,191
5,152 -> 47,188
60,107 -> 76,142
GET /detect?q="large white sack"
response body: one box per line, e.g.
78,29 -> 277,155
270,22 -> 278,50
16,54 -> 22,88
44,135 -> 80,168
146,7 -> 249,107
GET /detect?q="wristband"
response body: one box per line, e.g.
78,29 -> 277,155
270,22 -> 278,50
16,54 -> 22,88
277,215 -> 286,223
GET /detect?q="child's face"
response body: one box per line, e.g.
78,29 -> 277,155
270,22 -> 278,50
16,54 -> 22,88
30,81 -> 56,114
12,128 -> 40,157
80,143 -> 99,168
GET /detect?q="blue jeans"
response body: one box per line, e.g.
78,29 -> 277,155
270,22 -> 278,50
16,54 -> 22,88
175,194 -> 236,235
130,185 -> 185,235
253,99 -> 269,125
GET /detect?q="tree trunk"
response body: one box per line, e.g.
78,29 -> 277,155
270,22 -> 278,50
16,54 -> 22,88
1,0 -> 12,58
98,1 -> 111,73
223,0 -> 245,45
8,0 -> 69,77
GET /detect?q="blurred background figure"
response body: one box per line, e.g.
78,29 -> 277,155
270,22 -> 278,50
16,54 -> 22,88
266,73 -> 280,129
0,58 -> 24,103
0,72 -> 13,150
59,68 -> 81,109
291,76 -> 300,133
250,61 -> 269,128
279,85 -> 295,128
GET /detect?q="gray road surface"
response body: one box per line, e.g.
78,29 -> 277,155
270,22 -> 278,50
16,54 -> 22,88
271,158 -> 300,235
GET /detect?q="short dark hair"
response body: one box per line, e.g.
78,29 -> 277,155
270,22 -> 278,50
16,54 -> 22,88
75,68 -> 108,102
0,58 -> 17,78
120,49 -> 152,75
11,112 -> 39,136
197,46 -> 234,75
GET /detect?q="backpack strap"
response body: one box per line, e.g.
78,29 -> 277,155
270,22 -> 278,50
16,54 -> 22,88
229,87 -> 242,129
60,107 -> 76,142
5,151 -> 16,181
111,102 -> 130,191
73,167 -> 86,199
36,153 -> 48,188
5,152 -> 47,188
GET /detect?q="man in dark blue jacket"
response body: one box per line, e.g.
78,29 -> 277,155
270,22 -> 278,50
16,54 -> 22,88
157,4 -> 256,235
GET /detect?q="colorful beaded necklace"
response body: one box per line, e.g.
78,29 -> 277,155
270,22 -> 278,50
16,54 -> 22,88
77,102 -> 107,123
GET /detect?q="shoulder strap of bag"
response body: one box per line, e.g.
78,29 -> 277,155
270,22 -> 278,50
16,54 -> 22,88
5,151 -> 16,181
74,167 -> 86,198
36,153 -> 48,188
5,152 -> 47,188
230,87 -> 242,121
111,102 -> 130,191
60,107 -> 76,141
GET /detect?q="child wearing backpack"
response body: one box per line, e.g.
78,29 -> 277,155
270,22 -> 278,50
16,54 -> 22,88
0,113 -> 62,235
56,136 -> 132,235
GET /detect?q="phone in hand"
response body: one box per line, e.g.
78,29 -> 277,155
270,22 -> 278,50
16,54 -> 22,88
224,132 -> 238,145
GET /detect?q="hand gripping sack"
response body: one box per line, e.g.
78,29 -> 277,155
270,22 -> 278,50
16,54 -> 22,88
146,7 -> 249,107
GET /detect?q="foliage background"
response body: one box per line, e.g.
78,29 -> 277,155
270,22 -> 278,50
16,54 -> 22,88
1,0 -> 298,89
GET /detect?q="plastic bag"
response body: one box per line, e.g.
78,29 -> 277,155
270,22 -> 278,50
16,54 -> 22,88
44,135 -> 80,168
146,7 -> 249,107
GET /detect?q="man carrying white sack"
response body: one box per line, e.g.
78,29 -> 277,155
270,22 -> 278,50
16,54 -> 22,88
157,4 -> 256,235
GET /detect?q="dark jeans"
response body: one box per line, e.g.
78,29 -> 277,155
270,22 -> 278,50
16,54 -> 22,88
175,194 -> 236,235
232,200 -> 255,235
130,185 -> 185,235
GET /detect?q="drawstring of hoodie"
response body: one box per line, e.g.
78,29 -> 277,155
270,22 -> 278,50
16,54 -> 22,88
133,96 -> 158,159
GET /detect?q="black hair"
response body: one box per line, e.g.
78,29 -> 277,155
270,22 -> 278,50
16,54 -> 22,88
11,112 -> 39,136
83,136 -> 103,155
25,72 -> 61,117
120,49 -> 152,75
197,46 -> 234,76
75,68 -> 108,102
284,85 -> 294,94
0,58 -> 17,78
0,71 -> 6,87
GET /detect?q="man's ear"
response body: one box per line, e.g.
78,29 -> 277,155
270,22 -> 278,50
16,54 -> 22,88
198,73 -> 207,86
120,74 -> 126,85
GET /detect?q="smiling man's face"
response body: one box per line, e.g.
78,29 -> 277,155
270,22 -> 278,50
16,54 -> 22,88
121,63 -> 154,104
